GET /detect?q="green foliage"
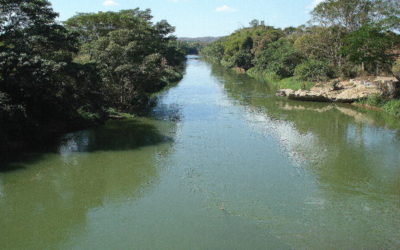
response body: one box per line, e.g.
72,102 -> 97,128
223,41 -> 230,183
201,0 -> 399,90
246,68 -> 313,90
66,9 -> 185,112
279,77 -> 314,90
0,0 -> 105,145
311,0 -> 400,32
383,99 -> 400,117
0,1 -> 185,150
64,9 -> 156,42
359,95 -> 386,107
177,40 -> 206,55
200,40 -> 225,63
341,25 -> 395,74
246,68 -> 281,82
255,38 -> 303,78
311,0 -> 375,31
201,25 -> 285,71
359,95 -> 400,117
294,26 -> 346,69
294,60 -> 334,82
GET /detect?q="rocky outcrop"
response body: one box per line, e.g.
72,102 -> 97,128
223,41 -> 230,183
277,77 -> 400,103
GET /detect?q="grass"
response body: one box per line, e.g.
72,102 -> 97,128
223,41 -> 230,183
357,95 -> 400,118
383,99 -> 400,117
107,108 -> 135,119
246,68 -> 314,90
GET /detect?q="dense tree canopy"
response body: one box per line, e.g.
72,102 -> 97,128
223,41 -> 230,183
65,9 -> 185,112
311,0 -> 400,32
201,0 -> 399,82
341,24 -> 396,73
0,0 -> 104,148
0,1 -> 185,151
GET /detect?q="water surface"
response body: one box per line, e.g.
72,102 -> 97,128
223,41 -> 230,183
1,56 -> 400,249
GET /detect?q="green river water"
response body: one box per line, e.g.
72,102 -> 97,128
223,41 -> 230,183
1,56 -> 400,249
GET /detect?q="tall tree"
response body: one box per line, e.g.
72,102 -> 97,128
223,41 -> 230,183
66,9 -> 185,111
311,0 -> 400,32
311,0 -> 374,31
0,0 -> 104,149
341,25 -> 395,74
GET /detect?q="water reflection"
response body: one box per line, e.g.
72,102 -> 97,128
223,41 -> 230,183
214,63 -> 400,192
1,57 -> 400,249
211,63 -> 400,247
0,117 -> 178,250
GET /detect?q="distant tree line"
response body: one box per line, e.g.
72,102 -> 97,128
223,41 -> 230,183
176,41 -> 206,55
0,0 -> 186,151
201,0 -> 400,82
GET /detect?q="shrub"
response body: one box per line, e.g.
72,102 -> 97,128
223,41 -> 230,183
254,39 -> 303,78
294,60 -> 334,82
383,99 -> 400,117
360,95 -> 385,107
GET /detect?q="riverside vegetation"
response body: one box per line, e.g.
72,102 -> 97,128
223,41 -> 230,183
201,0 -> 400,116
0,0 -> 187,151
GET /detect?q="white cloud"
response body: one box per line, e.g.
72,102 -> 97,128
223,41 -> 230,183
103,0 -> 118,6
216,5 -> 236,12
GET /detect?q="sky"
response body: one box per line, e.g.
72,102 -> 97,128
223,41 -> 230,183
49,0 -> 323,37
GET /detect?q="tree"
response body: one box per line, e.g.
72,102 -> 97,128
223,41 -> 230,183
341,25 -> 395,74
254,39 -> 303,78
311,0 -> 373,31
0,0 -> 103,122
294,26 -> 347,70
249,19 -> 265,28
67,10 -> 185,111
294,60 -> 334,81
311,0 -> 400,32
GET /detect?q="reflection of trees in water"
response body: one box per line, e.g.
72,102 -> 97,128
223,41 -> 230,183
210,62 -> 400,198
60,119 -> 175,153
210,62 -> 400,246
0,117 -> 178,249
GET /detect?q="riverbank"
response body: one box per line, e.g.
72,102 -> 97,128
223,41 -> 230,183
246,68 -> 314,90
276,76 -> 400,117
357,96 -> 400,117
221,63 -> 400,118
0,71 -> 184,155
3,57 -> 400,249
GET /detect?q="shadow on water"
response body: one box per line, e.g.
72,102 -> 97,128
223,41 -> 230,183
0,118 -> 175,173
0,116 -> 179,249
0,151 -> 49,173
60,119 -> 174,153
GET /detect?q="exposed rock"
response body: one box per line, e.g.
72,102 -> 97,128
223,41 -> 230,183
276,89 -> 295,97
278,77 -> 400,103
335,85 -> 382,103
288,90 -> 333,102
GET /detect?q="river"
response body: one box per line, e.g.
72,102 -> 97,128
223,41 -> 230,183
1,56 -> 400,249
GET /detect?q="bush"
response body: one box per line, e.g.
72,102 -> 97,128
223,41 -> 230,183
294,60 -> 334,82
360,95 -> 385,107
383,99 -> 400,117
254,39 -> 303,78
